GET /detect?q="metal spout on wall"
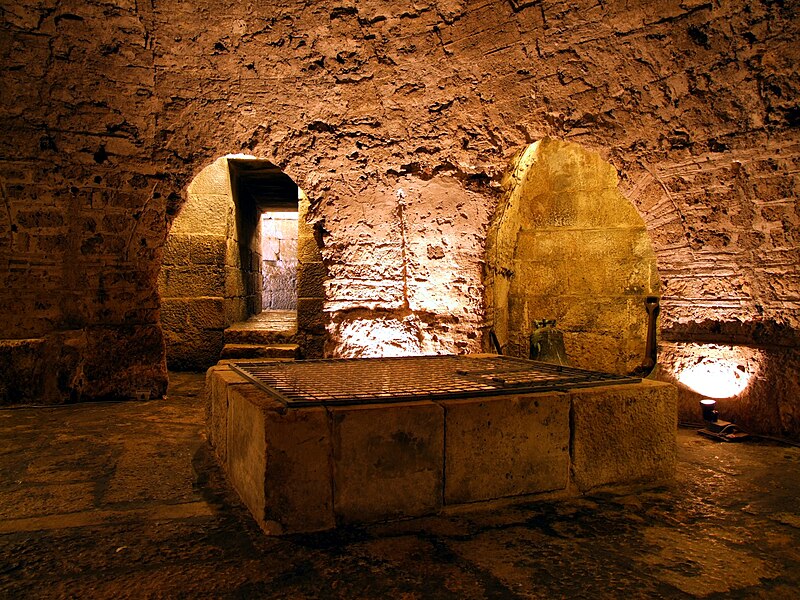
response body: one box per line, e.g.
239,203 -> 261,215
633,296 -> 660,376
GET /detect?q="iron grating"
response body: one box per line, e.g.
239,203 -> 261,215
230,355 -> 641,407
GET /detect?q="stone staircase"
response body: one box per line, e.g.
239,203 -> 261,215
221,310 -> 300,360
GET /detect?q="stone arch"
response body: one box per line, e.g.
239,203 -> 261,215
485,138 -> 661,374
158,155 -> 326,369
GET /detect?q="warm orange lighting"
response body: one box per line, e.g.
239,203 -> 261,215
677,357 -> 753,398
333,317 -> 423,358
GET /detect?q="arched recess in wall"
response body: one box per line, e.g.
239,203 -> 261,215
485,138 -> 661,375
158,155 -> 326,370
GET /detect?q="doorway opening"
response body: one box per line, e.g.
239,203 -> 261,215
159,156 -> 326,370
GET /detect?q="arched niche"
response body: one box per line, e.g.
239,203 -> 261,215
158,155 -> 325,369
485,138 -> 661,374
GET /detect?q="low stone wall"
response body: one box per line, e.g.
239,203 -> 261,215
206,361 -> 677,535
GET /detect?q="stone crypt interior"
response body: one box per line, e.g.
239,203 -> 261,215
1,0 -> 799,598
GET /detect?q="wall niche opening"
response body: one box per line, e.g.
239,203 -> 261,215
484,138 -> 661,375
159,156 -> 326,370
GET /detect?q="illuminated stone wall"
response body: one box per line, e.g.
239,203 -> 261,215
487,139 -> 660,374
0,0 -> 798,437
159,157 -> 261,369
261,213 -> 298,310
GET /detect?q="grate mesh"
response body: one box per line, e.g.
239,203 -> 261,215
230,355 -> 641,407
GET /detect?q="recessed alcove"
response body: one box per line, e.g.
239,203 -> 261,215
158,156 -> 326,370
485,138 -> 661,375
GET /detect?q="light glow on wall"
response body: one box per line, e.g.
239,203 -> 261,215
668,343 -> 761,399
332,316 -> 424,358
677,359 -> 752,398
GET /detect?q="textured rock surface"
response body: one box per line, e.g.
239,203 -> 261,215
571,381 -> 678,492
0,0 -> 798,437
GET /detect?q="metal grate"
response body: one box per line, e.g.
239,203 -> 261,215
230,355 -> 641,407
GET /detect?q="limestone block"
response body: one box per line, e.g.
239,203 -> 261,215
562,331 -> 625,374
159,299 -> 189,331
225,384 -> 334,535
441,392 -> 570,504
165,328 -> 224,371
297,234 -> 323,263
162,233 -> 191,266
169,194 -> 231,236
225,239 -> 242,269
159,266 -> 225,299
207,366 -> 249,464
329,401 -> 444,524
262,404 -> 334,534
187,297 -> 226,329
224,267 -> 246,298
297,297 -> 325,333
224,297 -> 248,325
513,260 -> 568,296
187,158 -> 230,196
225,384 -> 267,522
297,261 -> 326,298
570,381 -> 677,492
189,234 -> 226,266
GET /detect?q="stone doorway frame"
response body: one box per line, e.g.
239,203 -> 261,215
158,155 -> 326,369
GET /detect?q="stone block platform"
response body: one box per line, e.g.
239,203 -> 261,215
206,356 -> 677,535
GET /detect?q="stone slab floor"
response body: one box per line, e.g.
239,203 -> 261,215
1,373 -> 798,599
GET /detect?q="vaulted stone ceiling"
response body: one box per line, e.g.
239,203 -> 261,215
1,0 -> 798,437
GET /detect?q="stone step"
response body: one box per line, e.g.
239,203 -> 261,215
223,328 -> 296,345
220,343 -> 300,360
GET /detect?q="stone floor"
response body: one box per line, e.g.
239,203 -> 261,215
1,372 -> 798,599
227,310 -> 297,333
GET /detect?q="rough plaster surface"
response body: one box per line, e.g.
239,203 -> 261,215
0,0 -> 798,435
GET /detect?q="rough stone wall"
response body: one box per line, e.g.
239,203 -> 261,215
1,1 -> 167,402
0,0 -> 798,436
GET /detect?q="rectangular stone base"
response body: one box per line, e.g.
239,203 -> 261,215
206,362 -> 676,535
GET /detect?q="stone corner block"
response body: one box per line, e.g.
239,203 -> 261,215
329,401 -> 444,525
570,380 -> 677,492
225,383 -> 334,535
441,392 -> 570,505
205,365 -> 250,464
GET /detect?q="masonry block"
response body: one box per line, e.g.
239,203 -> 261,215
161,233 -> 191,266
297,297 -> 325,333
297,261 -> 326,298
225,382 -> 335,535
206,366 -> 249,464
329,401 -> 444,524
187,297 -> 226,329
570,380 -> 677,492
190,234 -> 226,265
442,392 -> 570,504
